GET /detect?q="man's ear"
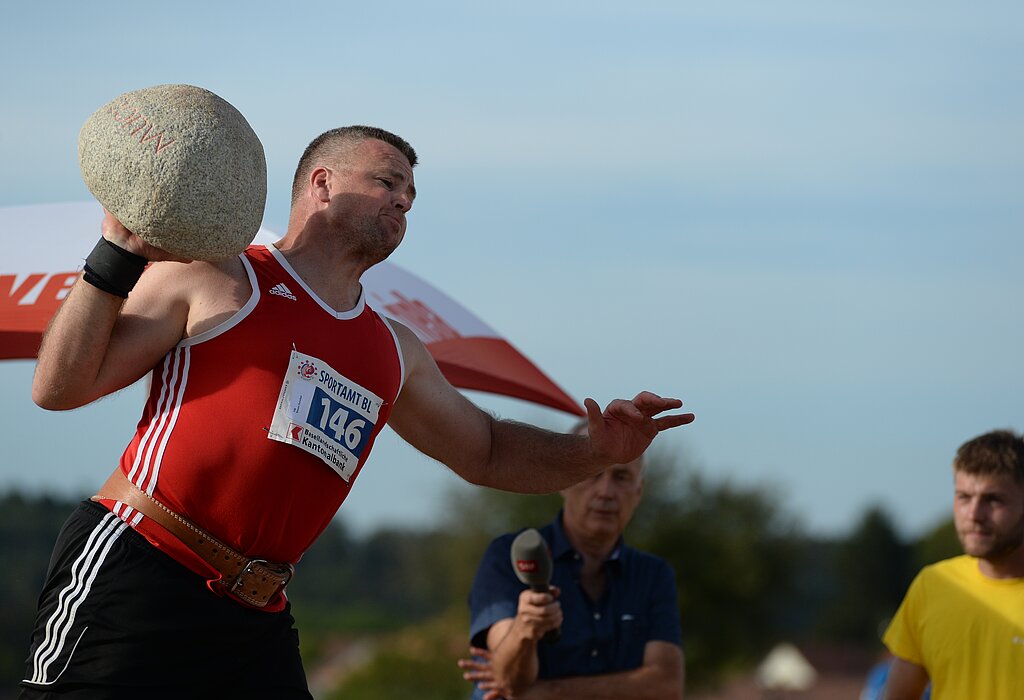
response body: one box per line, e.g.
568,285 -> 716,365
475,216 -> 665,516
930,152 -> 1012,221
310,166 -> 331,203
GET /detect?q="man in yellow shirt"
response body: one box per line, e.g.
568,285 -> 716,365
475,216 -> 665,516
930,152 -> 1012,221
883,429 -> 1024,700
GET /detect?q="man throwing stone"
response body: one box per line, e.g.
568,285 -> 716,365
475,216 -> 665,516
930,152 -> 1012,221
21,125 -> 694,699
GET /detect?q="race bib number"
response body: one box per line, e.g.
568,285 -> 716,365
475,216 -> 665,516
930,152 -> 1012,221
268,350 -> 383,481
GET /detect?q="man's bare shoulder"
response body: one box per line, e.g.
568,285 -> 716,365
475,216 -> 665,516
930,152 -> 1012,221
382,317 -> 429,367
133,255 -> 252,338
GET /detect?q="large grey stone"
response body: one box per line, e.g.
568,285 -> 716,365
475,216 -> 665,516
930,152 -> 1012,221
78,84 -> 267,260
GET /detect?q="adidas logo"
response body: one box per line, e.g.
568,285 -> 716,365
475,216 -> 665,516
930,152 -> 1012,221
269,283 -> 297,301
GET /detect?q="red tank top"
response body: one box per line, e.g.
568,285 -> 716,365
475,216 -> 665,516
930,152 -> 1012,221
99,245 -> 404,610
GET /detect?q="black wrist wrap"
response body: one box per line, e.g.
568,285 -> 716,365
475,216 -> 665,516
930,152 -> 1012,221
83,238 -> 149,298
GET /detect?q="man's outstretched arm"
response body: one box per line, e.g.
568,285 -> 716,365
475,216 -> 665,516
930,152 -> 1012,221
483,588 -> 563,698
386,320 -> 695,494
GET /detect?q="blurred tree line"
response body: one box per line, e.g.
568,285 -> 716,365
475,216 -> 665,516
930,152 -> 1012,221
0,450 -> 959,699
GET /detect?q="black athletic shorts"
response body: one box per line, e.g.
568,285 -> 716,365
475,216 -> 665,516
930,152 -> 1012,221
20,500 -> 312,699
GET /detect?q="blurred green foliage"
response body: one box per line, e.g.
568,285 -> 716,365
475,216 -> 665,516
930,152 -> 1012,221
812,505 -> 914,643
322,611 -> 470,700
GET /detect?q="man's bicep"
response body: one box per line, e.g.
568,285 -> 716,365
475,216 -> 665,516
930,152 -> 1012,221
386,321 -> 492,479
883,657 -> 929,700
34,261 -> 191,408
97,263 -> 191,392
469,535 -> 524,650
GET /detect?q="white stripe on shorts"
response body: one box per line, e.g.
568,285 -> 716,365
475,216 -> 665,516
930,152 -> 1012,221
27,511 -> 127,686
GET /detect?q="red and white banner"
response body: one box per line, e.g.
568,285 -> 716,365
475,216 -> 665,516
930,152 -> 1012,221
0,201 -> 582,415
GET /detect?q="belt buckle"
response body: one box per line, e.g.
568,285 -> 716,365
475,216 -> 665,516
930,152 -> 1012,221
229,559 -> 294,605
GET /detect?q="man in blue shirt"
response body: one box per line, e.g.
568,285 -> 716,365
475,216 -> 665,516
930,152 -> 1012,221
461,426 -> 684,699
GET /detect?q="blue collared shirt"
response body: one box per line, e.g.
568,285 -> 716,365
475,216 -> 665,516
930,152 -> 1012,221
468,513 -> 682,697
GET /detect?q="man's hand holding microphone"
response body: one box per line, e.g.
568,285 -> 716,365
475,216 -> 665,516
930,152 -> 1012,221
458,529 -> 563,699
510,528 -> 562,644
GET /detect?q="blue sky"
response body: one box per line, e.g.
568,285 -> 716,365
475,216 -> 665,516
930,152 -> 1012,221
1,1 -> 1021,538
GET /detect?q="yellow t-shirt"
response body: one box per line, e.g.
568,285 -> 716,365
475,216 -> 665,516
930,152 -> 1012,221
883,555 -> 1024,700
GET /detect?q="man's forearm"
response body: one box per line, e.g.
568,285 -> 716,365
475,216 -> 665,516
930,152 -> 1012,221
489,620 -> 542,697
482,419 -> 606,494
479,392 -> 690,494
522,662 -> 683,700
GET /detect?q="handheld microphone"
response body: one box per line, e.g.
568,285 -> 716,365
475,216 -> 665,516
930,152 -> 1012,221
510,528 -> 561,643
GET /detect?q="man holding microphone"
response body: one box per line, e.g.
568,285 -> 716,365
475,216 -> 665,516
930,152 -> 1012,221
461,421 -> 685,699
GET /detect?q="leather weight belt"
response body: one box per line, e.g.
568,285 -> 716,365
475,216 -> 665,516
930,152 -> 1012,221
92,469 -> 294,608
